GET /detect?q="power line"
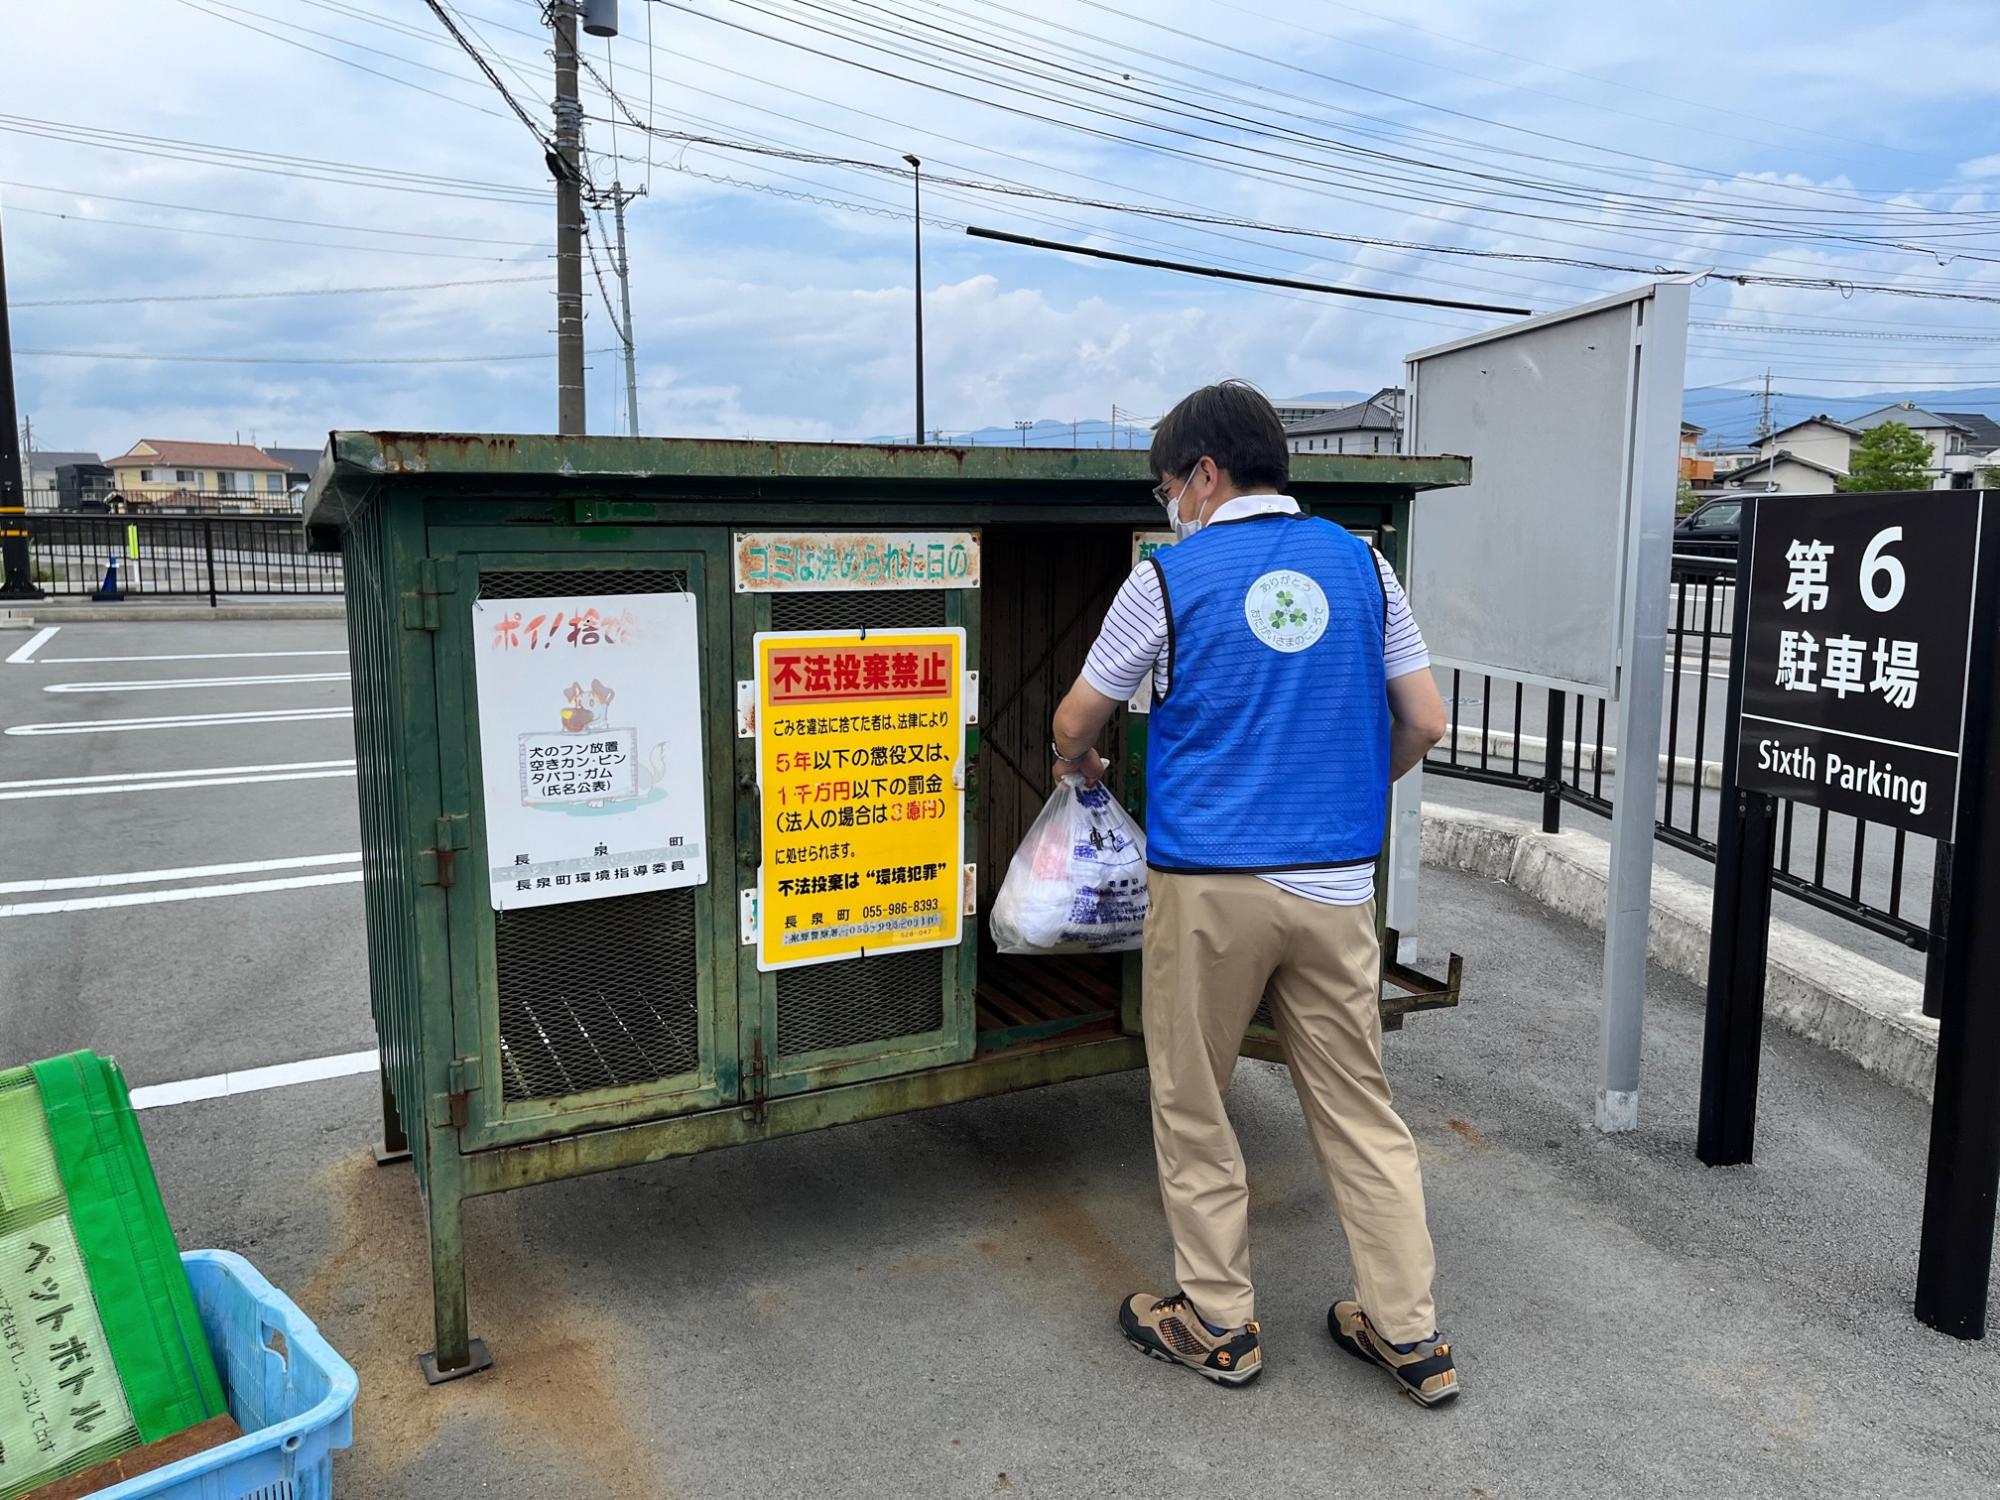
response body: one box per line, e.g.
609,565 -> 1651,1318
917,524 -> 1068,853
168,0 -> 512,122
421,0 -> 553,146
13,273 -> 551,308
0,114 -> 547,205
0,179 -> 548,248
3,203 -> 544,263
646,0 -> 2000,292
966,226 -> 1530,314
17,347 -> 618,366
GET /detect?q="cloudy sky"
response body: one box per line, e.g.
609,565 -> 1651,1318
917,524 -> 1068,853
9,0 -> 2000,458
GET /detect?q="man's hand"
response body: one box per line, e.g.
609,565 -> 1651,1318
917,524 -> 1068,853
1052,747 -> 1108,787
1051,680 -> 1121,789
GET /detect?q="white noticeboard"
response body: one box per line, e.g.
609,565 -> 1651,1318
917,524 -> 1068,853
1405,282 -> 1689,699
1400,281 -> 1690,1134
471,591 -> 708,910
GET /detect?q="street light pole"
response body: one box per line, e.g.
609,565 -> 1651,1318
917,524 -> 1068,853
0,207 -> 42,602
903,154 -> 925,445
1014,420 -> 1032,447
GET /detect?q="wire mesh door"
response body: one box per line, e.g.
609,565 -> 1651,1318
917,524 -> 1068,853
736,574 -> 980,1099
431,532 -> 741,1150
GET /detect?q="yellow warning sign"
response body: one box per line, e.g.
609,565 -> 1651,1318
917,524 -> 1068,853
754,628 -> 966,972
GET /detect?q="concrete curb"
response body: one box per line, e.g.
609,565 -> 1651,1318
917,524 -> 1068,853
1421,804 -> 1939,1100
0,603 -> 344,623
1443,727 -> 1724,790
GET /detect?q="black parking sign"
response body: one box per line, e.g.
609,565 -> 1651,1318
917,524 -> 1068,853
1735,490 -> 1985,840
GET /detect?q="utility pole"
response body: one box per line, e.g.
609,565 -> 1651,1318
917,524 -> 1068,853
0,208 -> 43,601
1758,369 -> 1772,443
1014,420 -> 1032,447
610,180 -> 640,437
902,155 -> 925,445
550,0 -> 587,436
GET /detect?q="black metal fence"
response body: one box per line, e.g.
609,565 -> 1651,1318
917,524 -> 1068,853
1425,556 -> 1942,980
26,512 -> 342,605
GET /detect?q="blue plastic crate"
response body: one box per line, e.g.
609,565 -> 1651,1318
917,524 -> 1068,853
93,1251 -> 358,1500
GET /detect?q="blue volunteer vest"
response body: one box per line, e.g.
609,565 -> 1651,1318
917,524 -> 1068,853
1146,513 -> 1390,873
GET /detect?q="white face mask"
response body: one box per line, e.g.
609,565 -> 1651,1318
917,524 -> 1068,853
1161,468 -> 1214,542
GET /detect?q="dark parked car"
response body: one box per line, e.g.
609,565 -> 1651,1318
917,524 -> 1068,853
1674,496 -> 1742,559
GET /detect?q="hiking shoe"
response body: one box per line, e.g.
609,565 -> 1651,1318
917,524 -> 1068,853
1119,1291 -> 1263,1385
1327,1300 -> 1459,1407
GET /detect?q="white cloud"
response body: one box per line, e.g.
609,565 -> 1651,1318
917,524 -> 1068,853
7,0 -> 2000,457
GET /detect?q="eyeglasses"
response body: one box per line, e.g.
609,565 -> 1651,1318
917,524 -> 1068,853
1152,459 -> 1206,508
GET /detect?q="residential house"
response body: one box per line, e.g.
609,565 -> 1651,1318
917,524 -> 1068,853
1269,395 -> 1359,427
1849,402 -> 1981,489
1284,387 -> 1404,455
1937,412 -> 2000,486
1722,450 -> 1849,494
1679,422 -> 1714,482
1756,415 -> 1859,474
1708,450 -> 1761,476
108,440 -> 294,509
262,446 -> 325,497
19,448 -> 102,509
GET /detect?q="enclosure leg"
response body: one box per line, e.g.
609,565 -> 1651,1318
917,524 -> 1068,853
372,1062 -> 412,1166
418,1141 -> 492,1384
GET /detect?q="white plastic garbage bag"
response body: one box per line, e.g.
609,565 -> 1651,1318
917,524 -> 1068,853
990,775 -> 1149,955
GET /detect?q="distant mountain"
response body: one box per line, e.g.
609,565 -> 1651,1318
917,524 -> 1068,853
1686,385 -> 2000,450
867,417 -> 1151,449
866,391 -> 1372,449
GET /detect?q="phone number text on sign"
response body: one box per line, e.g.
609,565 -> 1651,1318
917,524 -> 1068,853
755,628 -> 965,972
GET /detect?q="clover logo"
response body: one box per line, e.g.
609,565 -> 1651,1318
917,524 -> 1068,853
1245,571 -> 1329,653
1268,589 -> 1308,630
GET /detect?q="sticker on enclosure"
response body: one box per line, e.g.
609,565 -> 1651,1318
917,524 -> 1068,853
1244,570 -> 1329,653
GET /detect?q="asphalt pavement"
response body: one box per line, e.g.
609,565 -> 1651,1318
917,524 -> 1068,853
3,617 -> 1994,1499
0,617 -> 369,1081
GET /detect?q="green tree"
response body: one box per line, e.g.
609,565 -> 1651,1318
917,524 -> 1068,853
1676,478 -> 1701,514
1837,421 -> 1934,492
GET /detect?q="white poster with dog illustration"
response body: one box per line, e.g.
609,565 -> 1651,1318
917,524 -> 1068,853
472,591 -> 708,910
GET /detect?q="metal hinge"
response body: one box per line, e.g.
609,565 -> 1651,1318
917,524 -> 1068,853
430,1055 -> 482,1131
400,557 -> 457,631
419,813 -> 470,887
744,1033 -> 768,1124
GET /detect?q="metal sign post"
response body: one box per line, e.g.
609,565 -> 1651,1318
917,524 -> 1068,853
1916,502 -> 2000,1338
1697,488 -> 1997,1337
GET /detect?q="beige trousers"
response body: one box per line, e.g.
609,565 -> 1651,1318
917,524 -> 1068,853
1141,870 -> 1437,1343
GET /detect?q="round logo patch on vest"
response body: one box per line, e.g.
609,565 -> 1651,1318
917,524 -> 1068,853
1244,569 -> 1330,653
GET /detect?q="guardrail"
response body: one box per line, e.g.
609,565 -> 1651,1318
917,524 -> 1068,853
1424,554 -> 1940,979
26,512 -> 342,606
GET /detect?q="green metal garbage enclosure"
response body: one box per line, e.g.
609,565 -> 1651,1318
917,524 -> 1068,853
305,432 -> 1471,1382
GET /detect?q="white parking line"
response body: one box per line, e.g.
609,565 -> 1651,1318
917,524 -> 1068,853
0,851 -> 359,897
44,672 -> 350,694
5,707 -> 353,736
44,650 -> 348,664
5,627 -> 59,664
0,869 -> 362,917
130,1049 -> 380,1110
0,759 -> 358,802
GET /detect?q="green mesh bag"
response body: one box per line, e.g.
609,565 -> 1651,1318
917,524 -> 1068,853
0,1053 -> 224,1499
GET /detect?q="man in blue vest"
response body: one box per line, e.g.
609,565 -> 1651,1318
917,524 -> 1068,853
1050,381 -> 1456,1405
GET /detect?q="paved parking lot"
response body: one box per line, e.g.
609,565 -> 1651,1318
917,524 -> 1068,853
4,617 -> 1997,1499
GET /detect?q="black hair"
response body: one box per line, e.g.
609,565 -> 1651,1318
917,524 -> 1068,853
1147,380 -> 1289,490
